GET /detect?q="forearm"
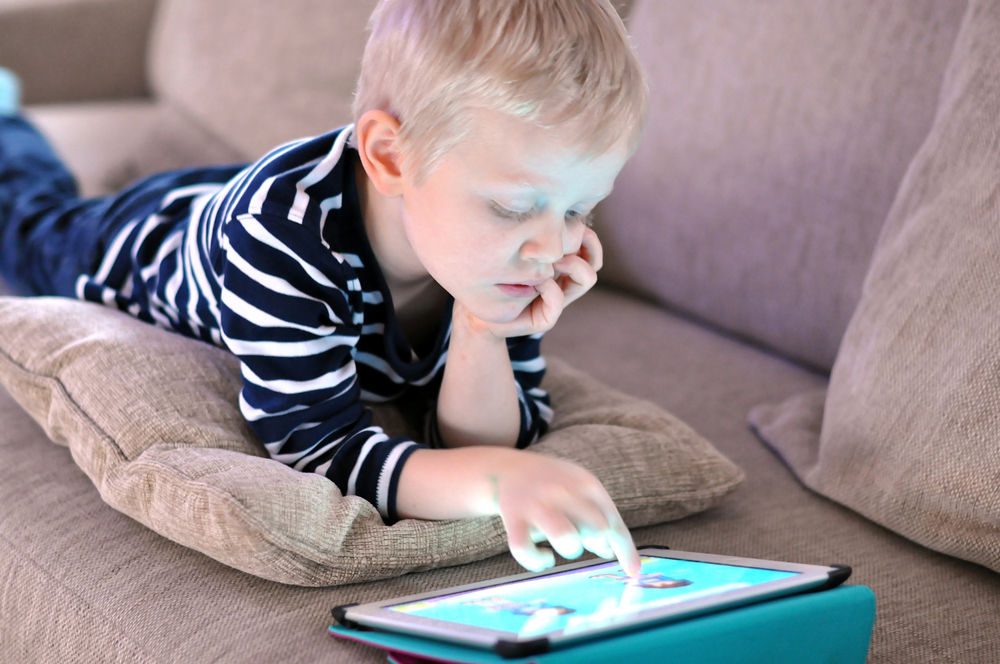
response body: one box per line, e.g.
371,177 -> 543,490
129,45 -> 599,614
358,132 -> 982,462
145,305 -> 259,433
436,303 -> 522,447
395,446 -> 519,520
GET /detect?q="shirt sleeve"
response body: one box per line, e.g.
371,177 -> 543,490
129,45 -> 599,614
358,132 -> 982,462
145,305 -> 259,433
425,332 -> 552,449
219,212 -> 425,523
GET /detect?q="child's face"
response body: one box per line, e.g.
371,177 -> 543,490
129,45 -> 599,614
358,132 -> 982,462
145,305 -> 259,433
397,110 -> 629,324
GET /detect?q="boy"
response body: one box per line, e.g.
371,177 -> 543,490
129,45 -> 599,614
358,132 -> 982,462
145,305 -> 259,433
0,0 -> 648,575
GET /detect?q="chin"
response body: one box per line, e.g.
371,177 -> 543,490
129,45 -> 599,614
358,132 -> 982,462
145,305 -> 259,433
465,298 -> 529,325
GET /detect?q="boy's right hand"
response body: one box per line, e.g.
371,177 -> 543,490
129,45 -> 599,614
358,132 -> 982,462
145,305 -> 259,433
396,446 -> 641,577
490,450 -> 641,577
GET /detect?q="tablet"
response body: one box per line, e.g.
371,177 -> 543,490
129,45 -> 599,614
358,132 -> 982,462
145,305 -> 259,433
332,546 -> 851,658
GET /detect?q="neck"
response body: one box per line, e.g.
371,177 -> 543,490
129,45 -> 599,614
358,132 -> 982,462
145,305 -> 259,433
354,156 -> 434,299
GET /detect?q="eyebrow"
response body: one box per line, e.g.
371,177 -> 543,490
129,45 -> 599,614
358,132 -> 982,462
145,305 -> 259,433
491,179 -> 614,203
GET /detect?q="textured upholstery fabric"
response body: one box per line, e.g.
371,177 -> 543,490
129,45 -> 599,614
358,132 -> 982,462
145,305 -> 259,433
0,0 -> 156,105
598,0 -> 967,369
3,289 -> 999,663
27,101 -> 245,198
0,295 -> 742,587
147,0 -> 381,160
750,0 -> 1000,576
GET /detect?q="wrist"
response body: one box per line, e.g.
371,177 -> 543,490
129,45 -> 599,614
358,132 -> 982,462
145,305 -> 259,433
451,300 -> 507,344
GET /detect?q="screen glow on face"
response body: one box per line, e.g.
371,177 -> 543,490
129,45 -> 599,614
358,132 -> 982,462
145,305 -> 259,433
388,556 -> 799,637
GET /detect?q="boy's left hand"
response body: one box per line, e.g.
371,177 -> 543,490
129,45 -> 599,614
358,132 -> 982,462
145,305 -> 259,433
486,227 -> 604,339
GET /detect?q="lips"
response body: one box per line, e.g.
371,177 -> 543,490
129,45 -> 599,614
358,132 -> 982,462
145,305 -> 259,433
497,283 -> 539,298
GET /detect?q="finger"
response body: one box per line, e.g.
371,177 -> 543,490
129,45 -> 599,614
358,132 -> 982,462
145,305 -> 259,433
505,515 -> 556,572
579,227 -> 604,272
553,254 -> 597,307
528,277 -> 565,329
531,509 -> 585,560
606,514 -> 641,577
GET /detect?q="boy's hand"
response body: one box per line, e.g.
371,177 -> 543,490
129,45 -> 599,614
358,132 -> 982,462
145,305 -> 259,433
483,227 -> 604,339
491,449 -> 641,577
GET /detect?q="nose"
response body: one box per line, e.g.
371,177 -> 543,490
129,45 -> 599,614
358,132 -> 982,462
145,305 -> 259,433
519,214 -> 574,265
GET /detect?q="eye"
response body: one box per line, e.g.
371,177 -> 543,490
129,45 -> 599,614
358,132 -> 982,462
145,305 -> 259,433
566,210 -> 595,227
490,202 -> 533,223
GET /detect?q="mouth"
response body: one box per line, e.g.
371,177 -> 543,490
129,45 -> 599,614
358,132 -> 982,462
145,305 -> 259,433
497,283 -> 540,298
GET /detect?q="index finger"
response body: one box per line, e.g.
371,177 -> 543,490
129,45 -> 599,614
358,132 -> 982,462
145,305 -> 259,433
606,513 -> 641,577
579,227 -> 604,272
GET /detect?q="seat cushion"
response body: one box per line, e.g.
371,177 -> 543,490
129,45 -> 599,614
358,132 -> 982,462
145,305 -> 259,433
0,295 -> 742,587
1,288 -> 998,662
598,0 -> 966,369
27,100 -> 246,198
750,0 -> 1000,576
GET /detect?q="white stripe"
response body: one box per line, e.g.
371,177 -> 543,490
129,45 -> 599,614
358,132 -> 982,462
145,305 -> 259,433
342,253 -> 364,268
185,191 -> 224,328
240,360 -> 356,395
158,183 -> 222,210
266,420 -> 323,456
511,357 -> 547,373
288,127 -> 352,223
224,246 -> 343,324
535,400 -> 554,425
355,351 -> 405,384
361,323 -> 385,335
347,430 -> 389,496
91,218 -> 139,285
74,274 -> 88,299
317,195 -> 343,249
223,334 -> 357,358
361,290 -> 384,305
236,214 -> 340,290
293,431 -> 348,471
139,228 -> 184,283
248,175 -> 277,215
222,138 -> 312,223
220,289 -> 339,335
239,391 -> 310,422
410,350 -> 449,387
376,442 -> 416,518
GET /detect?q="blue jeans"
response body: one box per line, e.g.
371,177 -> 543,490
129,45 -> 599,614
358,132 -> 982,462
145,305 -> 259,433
0,115 -> 244,297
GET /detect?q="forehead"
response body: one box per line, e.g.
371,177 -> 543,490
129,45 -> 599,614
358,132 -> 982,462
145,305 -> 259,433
446,109 -> 628,199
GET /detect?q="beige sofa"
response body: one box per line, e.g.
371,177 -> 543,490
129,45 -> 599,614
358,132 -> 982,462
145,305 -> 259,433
2,0 -> 999,662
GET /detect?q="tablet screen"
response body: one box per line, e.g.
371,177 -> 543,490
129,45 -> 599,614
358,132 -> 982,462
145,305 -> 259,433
387,555 -> 799,638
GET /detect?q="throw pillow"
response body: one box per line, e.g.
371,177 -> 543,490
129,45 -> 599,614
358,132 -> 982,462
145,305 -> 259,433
750,0 -> 1000,574
0,296 -> 743,586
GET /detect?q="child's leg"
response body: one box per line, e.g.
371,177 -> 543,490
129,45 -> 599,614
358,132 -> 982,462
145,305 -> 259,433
0,115 -> 117,297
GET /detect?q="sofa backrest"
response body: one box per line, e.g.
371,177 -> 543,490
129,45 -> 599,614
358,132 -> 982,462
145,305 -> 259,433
598,0 -> 967,370
147,0 -> 637,161
147,0 -> 381,160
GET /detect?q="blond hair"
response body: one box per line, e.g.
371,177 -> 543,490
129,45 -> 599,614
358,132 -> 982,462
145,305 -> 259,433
352,0 -> 648,183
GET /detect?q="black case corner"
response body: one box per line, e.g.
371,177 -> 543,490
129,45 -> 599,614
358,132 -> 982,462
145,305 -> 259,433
810,564 -> 853,593
494,637 -> 550,659
331,603 -> 364,630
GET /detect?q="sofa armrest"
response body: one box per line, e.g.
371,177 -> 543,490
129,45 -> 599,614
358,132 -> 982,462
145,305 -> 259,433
0,0 -> 158,105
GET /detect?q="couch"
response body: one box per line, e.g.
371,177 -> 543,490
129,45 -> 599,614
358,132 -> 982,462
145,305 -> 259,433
1,0 -> 998,662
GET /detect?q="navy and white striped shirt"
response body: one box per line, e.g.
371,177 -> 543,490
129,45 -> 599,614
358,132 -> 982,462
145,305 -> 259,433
74,125 -> 552,522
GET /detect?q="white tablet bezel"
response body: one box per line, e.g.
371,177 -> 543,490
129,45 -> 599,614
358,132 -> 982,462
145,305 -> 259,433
341,547 -> 843,651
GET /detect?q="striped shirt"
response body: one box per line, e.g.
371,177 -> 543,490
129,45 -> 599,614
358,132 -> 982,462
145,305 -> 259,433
74,125 -> 552,523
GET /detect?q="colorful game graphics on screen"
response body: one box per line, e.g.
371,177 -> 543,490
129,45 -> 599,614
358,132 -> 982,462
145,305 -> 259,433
389,556 -> 797,637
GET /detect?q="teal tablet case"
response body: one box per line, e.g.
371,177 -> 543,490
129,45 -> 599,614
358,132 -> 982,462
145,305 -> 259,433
329,584 -> 875,664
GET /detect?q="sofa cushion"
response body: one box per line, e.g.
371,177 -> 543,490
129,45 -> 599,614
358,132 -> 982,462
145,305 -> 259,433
598,0 -> 966,369
0,295 -> 742,587
148,0 -> 381,160
750,0 -> 1000,575
27,101 -> 245,198
3,288 -> 999,663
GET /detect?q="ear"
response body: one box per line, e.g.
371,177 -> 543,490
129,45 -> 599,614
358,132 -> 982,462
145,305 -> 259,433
355,109 -> 405,198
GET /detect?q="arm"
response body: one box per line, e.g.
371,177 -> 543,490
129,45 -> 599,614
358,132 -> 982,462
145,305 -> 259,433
221,213 -> 426,521
434,305 -> 522,448
396,446 -> 641,576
